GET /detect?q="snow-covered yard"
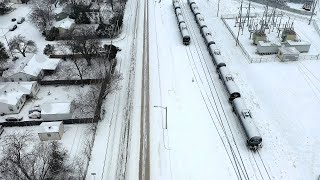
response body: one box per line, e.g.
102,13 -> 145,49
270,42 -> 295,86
0,84 -> 95,122
43,58 -> 109,80
0,124 -> 94,168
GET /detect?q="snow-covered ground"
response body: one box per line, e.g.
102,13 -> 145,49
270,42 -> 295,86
2,0 -> 320,179
149,0 -> 320,179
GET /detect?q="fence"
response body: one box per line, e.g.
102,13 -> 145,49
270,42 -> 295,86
222,15 -> 320,63
221,17 -> 252,63
237,0 -> 313,16
39,79 -> 103,85
0,118 -> 95,127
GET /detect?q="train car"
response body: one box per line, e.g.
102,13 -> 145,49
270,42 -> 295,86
173,0 -> 180,10
232,98 -> 262,151
208,45 -> 226,68
201,26 -> 211,37
180,23 -> 191,45
204,32 -> 215,47
187,0 -> 196,7
190,3 -> 201,15
175,7 -> 182,16
217,66 -> 241,101
195,14 -> 207,28
176,13 -> 185,24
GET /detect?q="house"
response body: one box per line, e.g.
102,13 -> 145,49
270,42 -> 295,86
0,81 -> 39,115
41,101 -> 74,121
53,17 -> 75,34
38,121 -> 64,141
8,0 -> 29,4
1,54 -> 60,82
54,7 -> 69,21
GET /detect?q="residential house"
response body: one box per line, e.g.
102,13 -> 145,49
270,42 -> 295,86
1,54 -> 60,82
0,81 -> 39,115
53,17 -> 75,34
38,121 -> 64,141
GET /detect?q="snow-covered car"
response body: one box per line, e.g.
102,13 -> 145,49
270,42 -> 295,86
28,111 -> 41,119
5,115 -> 23,121
29,106 -> 41,114
9,25 -> 17,31
17,17 -> 25,24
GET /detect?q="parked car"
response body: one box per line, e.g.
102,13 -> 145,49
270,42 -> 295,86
5,115 -> 23,121
28,111 -> 41,119
9,25 -> 17,31
11,18 -> 16,22
17,17 -> 25,24
28,106 -> 41,114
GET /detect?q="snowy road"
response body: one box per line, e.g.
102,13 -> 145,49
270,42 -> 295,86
139,0 -> 150,179
86,0 -> 144,179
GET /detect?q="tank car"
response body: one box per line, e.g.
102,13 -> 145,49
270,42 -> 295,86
217,66 -> 241,101
176,13 -> 185,24
180,23 -> 191,45
175,7 -> 182,16
190,3 -> 201,15
187,0 -> 196,7
208,45 -> 226,69
232,98 -> 262,151
195,14 -> 207,28
173,0 -> 180,9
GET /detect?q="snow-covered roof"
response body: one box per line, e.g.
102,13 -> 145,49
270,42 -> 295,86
53,7 -> 64,14
41,101 -> 73,115
54,17 -> 75,29
39,121 -> 63,133
0,81 -> 37,105
279,47 -> 300,55
3,54 -> 61,77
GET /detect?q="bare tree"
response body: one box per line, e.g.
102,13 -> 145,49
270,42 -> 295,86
74,85 -> 100,118
8,35 -> 37,57
63,27 -> 101,66
0,41 -> 9,62
71,57 -> 87,86
0,132 -> 71,180
29,0 -> 55,31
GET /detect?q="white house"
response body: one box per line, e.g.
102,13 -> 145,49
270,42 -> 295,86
0,81 -> 39,115
41,101 -> 74,121
38,121 -> 64,141
53,17 -> 75,34
1,54 -> 60,82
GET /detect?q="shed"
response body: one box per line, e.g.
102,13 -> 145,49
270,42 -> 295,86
257,41 -> 281,54
38,121 -> 64,141
285,40 -> 311,53
277,47 -> 300,61
41,101 -> 74,121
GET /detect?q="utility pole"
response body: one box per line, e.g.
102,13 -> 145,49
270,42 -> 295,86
309,0 -> 318,25
217,0 -> 220,17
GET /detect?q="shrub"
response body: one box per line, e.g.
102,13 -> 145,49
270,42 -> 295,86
43,44 -> 55,55
45,27 -> 60,41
